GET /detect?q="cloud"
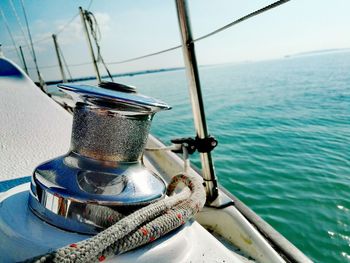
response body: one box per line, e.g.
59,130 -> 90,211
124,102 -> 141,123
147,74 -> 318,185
53,16 -> 83,45
33,19 -> 49,31
10,12 -> 112,52
93,12 -> 111,34
2,11 -> 112,65
53,12 -> 111,46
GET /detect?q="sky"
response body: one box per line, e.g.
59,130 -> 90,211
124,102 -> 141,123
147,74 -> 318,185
1,0 -> 350,81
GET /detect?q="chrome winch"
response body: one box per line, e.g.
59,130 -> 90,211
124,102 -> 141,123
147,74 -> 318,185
29,82 -> 171,234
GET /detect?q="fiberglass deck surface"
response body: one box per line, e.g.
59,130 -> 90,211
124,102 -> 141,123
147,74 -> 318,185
0,58 -> 72,182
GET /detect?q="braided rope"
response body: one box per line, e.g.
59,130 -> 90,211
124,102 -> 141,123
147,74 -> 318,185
29,173 -> 205,263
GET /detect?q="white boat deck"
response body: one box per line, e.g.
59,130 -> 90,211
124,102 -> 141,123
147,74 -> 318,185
0,57 -> 310,263
0,58 -> 71,181
0,57 -> 261,262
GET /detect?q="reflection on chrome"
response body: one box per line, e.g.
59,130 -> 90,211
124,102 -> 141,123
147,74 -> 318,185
29,83 -> 170,234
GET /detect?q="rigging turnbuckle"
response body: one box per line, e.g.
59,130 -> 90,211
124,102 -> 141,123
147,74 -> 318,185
171,136 -> 218,155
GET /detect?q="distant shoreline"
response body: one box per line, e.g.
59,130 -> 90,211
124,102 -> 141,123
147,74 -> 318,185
285,48 -> 350,58
45,67 -> 184,86
44,48 -> 350,85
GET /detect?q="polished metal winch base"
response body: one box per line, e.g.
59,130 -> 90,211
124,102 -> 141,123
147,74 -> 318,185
28,83 -> 170,234
29,152 -> 166,234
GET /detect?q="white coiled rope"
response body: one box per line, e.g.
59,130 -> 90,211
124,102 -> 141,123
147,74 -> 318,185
29,147 -> 206,263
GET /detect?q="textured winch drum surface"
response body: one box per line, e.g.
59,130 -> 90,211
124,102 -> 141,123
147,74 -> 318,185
71,105 -> 153,162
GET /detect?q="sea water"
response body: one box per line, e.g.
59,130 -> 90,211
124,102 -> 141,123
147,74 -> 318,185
112,51 -> 349,263
18,51 -> 349,262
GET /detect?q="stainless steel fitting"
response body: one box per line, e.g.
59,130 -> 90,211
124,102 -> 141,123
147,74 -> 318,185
29,83 -> 171,234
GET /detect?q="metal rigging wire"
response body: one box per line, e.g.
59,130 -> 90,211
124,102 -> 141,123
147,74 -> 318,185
3,0 -> 94,74
8,0 -> 33,57
20,0 -> 45,87
28,61 -> 92,70
58,45 -> 73,81
107,0 -> 290,65
0,8 -> 22,63
39,0 -> 94,43
11,0 -> 290,74
86,0 -> 94,11
67,61 -> 92,67
5,0 -> 94,52
54,14 -> 80,37
84,9 -> 114,81
36,0 -> 94,45
53,0 -> 93,38
194,0 -> 290,42
28,0 -> 94,46
107,45 -> 181,65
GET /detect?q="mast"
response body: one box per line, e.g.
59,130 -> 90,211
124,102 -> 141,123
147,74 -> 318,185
19,46 -> 29,75
175,0 -> 218,202
52,34 -> 67,82
79,6 -> 101,83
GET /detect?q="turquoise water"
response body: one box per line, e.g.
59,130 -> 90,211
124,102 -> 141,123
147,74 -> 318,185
41,51 -> 349,262
113,52 -> 350,263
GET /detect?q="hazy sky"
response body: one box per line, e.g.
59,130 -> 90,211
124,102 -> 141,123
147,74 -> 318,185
1,0 -> 350,81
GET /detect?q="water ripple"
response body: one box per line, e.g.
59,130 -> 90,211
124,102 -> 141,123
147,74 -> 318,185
117,52 -> 350,263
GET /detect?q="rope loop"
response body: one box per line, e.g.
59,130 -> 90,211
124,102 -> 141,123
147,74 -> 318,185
27,173 -> 205,263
